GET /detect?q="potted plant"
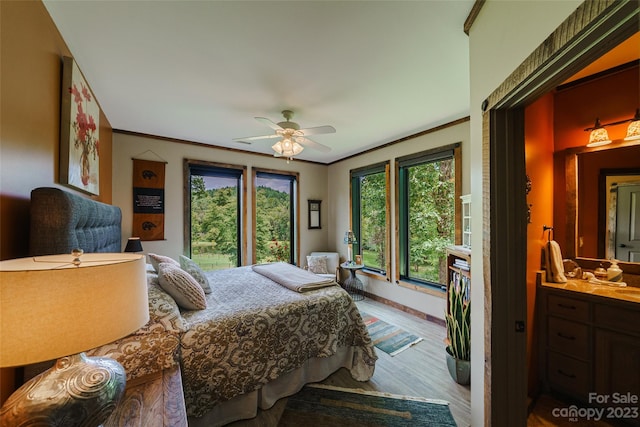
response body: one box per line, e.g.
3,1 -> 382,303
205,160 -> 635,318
445,277 -> 471,385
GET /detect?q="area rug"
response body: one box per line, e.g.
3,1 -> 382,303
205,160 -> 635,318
278,384 -> 457,426
360,312 -> 423,356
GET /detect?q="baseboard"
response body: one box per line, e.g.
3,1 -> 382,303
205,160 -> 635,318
362,292 -> 446,327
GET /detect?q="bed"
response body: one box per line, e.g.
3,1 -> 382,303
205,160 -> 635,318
29,187 -> 377,426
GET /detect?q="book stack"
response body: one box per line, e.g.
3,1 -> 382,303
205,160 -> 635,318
453,258 -> 470,271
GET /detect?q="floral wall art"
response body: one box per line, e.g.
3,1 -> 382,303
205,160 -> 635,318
60,56 -> 100,195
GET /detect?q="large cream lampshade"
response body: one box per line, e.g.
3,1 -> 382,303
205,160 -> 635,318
0,252 -> 149,426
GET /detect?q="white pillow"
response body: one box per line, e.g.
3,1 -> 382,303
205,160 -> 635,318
148,253 -> 179,272
306,255 -> 329,274
157,262 -> 207,310
179,255 -> 212,294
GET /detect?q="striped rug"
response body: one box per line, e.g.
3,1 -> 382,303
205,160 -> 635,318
361,312 -> 423,356
278,384 -> 457,426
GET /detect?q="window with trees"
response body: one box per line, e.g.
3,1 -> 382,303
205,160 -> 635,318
350,162 -> 390,277
253,169 -> 299,265
184,160 -> 246,271
397,144 -> 460,290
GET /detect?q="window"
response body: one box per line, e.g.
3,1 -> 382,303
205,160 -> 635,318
350,162 -> 390,277
253,169 -> 299,264
397,144 -> 460,290
184,160 -> 246,271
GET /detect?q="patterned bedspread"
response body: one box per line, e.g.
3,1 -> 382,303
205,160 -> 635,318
180,266 -> 377,418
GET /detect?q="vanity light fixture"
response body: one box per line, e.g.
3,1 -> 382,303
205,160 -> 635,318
586,118 -> 611,147
586,108 -> 640,146
624,108 -> 640,141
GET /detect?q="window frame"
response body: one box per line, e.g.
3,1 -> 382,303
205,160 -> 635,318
394,143 -> 461,295
183,159 -> 248,266
251,168 -> 300,265
349,161 -> 391,282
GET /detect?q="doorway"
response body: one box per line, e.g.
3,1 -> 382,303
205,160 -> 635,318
483,2 -> 639,426
612,181 -> 640,261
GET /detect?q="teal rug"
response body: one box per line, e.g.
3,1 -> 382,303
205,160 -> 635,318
361,312 -> 423,356
278,384 -> 457,426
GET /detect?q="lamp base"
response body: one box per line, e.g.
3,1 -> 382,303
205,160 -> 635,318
0,353 -> 126,427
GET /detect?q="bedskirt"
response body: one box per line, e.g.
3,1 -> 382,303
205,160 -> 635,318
188,346 -> 364,427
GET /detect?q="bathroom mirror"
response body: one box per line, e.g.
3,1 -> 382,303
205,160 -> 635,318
563,143 -> 640,262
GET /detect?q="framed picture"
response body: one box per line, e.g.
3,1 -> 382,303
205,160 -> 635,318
308,200 -> 321,229
59,56 -> 100,195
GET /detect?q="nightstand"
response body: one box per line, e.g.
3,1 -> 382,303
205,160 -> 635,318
104,365 -> 187,427
341,262 -> 365,301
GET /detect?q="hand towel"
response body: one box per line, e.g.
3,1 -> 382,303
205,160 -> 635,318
544,240 -> 567,283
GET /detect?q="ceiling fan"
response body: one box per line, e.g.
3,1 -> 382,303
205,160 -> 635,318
234,110 -> 335,161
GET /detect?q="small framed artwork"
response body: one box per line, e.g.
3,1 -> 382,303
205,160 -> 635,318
308,200 -> 321,229
59,56 -> 100,195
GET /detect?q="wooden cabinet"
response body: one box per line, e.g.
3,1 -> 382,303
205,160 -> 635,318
539,286 -> 640,425
446,246 -> 470,312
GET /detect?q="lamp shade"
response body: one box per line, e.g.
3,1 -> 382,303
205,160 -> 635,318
344,230 -> 357,245
124,237 -> 143,252
272,139 -> 304,157
586,119 -> 611,147
0,253 -> 148,367
625,109 -> 640,141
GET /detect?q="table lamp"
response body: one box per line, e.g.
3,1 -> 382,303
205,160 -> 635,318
344,230 -> 358,264
0,251 -> 149,426
124,236 -> 143,253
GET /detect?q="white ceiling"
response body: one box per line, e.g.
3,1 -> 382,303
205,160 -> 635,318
43,1 -> 473,164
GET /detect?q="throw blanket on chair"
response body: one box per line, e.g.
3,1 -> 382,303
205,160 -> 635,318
252,262 -> 336,292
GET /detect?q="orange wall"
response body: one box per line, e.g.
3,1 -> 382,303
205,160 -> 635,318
0,0 -> 113,403
554,66 -> 639,151
553,65 -> 640,256
524,93 -> 555,397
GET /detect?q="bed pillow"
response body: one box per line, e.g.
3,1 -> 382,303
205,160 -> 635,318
157,262 -> 207,310
306,255 -> 329,274
148,253 -> 179,272
179,255 -> 212,294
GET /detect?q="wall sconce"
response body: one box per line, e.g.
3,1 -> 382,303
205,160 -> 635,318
585,108 -> 640,147
624,109 -> 640,141
586,118 -> 611,147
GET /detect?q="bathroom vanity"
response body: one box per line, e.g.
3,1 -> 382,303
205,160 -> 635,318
537,273 -> 640,425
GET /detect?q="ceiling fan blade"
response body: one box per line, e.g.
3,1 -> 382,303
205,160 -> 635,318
255,117 -> 283,131
299,137 -> 331,153
233,134 -> 281,143
299,125 -> 336,136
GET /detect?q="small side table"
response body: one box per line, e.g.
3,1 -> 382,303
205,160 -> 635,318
341,262 -> 365,301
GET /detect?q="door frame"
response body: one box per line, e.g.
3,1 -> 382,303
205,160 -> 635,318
482,1 -> 639,425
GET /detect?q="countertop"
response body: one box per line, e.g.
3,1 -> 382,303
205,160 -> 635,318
540,276 -> 640,304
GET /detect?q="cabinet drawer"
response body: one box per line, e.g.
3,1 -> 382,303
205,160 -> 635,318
548,294 -> 589,321
548,317 -> 589,359
594,303 -> 640,335
548,352 -> 590,398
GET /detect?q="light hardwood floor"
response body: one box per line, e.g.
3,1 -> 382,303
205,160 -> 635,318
229,297 -> 472,426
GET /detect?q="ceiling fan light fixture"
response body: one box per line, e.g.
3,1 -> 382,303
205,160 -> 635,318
271,140 -> 304,158
237,110 -> 334,160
